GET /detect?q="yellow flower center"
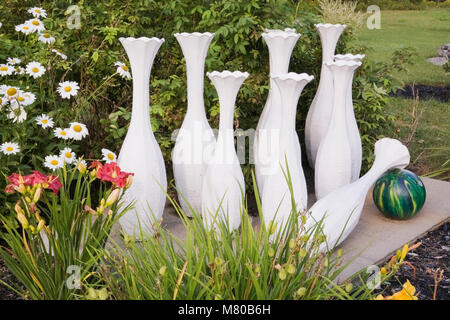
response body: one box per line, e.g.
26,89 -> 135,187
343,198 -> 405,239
0,66 -> 7,71
36,9 -> 41,13
16,67 -> 21,72
7,88 -> 17,96
32,67 -> 39,73
64,86 -> 72,92
65,152 -> 72,158
32,20 -> 40,26
108,153 -> 114,160
42,119 -> 48,124
60,131 -> 67,136
51,159 -> 59,166
73,125 -> 82,132
43,33 -> 50,38
23,26 -> 29,30
121,65 -> 128,71
6,146 -> 13,152
18,96 -> 25,102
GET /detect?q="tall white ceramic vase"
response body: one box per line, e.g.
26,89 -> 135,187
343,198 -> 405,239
172,32 -> 216,216
117,37 -> 167,237
201,71 -> 249,232
254,29 -> 300,195
334,54 -> 365,181
305,24 -> 346,168
304,138 -> 410,251
261,73 -> 313,230
314,60 -> 361,200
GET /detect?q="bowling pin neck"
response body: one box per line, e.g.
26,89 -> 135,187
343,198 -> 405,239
119,37 -> 164,128
315,24 -> 346,63
175,32 -> 214,120
357,138 -> 411,193
262,30 -> 300,76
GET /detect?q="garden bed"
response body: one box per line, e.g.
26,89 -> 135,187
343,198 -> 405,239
380,221 -> 450,300
390,85 -> 450,102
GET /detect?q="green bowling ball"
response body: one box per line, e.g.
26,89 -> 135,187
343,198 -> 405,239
372,169 -> 426,220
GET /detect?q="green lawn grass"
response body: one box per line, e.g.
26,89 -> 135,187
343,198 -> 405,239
387,97 -> 449,176
356,8 -> 450,86
354,9 -> 450,178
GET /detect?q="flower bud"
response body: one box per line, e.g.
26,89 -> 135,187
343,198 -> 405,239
380,267 -> 387,275
90,169 -> 97,179
106,189 -> 120,207
337,249 -> 343,257
268,247 -> 275,257
159,266 -> 167,277
36,219 -> 45,232
296,287 -> 307,298
77,161 -> 87,174
86,287 -> 97,300
17,212 -> 29,229
278,268 -> 287,280
345,283 -> 353,293
299,248 -> 307,258
286,264 -> 296,274
14,202 -> 24,215
214,257 -> 224,267
97,288 -> 109,300
33,187 -> 43,203
125,175 -> 133,188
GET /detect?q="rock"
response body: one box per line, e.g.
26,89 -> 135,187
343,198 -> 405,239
437,44 -> 450,58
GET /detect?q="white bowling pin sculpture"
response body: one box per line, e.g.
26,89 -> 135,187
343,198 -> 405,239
305,23 -> 346,168
304,138 -> 410,252
334,54 -> 366,182
261,72 -> 313,230
315,60 -> 362,200
201,71 -> 249,231
254,28 -> 300,195
172,32 -> 216,216
117,37 -> 167,237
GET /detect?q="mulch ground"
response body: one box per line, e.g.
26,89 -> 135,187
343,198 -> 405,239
379,221 -> 450,300
390,84 -> 450,102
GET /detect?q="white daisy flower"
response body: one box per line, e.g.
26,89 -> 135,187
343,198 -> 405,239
36,114 -> 54,128
4,86 -> 20,100
114,62 -> 131,79
26,19 -> 45,33
0,64 -> 15,76
0,22 -> 2,29
8,102 -> 27,123
52,49 -> 67,60
26,61 -> 46,79
14,66 -> 25,75
68,122 -> 89,140
54,127 -> 70,140
7,57 -> 21,65
60,147 -> 76,164
101,148 -> 117,163
0,96 -> 7,110
38,33 -> 55,44
15,23 -> 34,35
75,158 -> 87,168
28,7 -> 47,19
0,142 -> 20,155
57,81 -> 79,99
20,91 -> 36,106
44,155 -> 64,171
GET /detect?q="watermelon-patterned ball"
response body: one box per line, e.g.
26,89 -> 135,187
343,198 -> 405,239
372,169 -> 426,220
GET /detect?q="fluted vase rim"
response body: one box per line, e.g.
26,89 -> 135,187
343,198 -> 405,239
271,72 -> 314,82
119,36 -> 165,44
207,70 -> 249,79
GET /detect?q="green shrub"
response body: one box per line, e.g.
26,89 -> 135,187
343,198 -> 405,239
354,0 -> 427,10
